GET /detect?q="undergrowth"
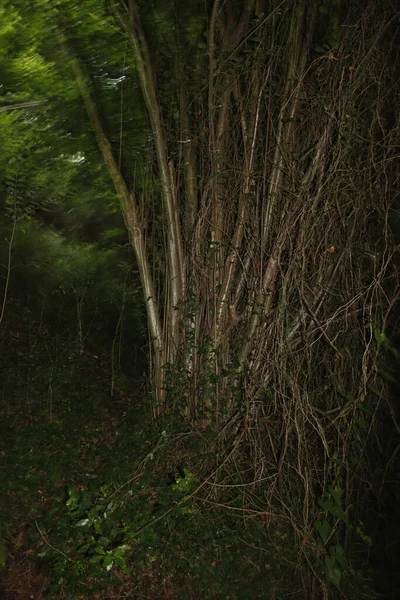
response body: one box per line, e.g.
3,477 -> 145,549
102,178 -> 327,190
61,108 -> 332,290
1,307 -> 399,599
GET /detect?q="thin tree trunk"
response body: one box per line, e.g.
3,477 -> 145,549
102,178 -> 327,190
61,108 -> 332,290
57,32 -> 165,400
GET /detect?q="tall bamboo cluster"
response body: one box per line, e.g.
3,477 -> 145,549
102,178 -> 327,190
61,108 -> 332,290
61,0 -> 398,592
66,0 -> 397,422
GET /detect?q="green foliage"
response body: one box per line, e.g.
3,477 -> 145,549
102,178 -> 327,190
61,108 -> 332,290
30,451 -> 277,599
60,485 -> 130,575
318,484 -> 347,524
324,544 -> 347,586
314,519 -> 331,544
0,357 -> 285,599
170,467 -> 198,494
314,482 -> 351,588
312,327 -> 399,592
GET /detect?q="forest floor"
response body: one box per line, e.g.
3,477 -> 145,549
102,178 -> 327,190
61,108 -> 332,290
1,312 -> 398,599
0,320 -> 285,600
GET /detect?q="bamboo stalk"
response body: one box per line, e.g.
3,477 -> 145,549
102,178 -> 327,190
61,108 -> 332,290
57,31 -> 164,399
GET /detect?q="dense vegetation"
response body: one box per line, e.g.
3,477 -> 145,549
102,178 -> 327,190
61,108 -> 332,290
1,0 -> 399,598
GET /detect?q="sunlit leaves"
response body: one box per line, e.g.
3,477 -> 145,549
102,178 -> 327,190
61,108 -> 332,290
0,5 -> 22,62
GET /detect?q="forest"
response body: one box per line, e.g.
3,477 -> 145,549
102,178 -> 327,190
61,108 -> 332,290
0,0 -> 399,598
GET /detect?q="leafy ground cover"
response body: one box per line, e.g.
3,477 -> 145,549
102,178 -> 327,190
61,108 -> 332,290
0,315 -> 295,600
1,298 -> 399,600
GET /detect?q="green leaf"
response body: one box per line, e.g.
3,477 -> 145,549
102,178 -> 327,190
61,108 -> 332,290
318,497 -> 332,511
114,554 -> 130,574
103,555 -> 114,571
356,521 -> 372,544
327,485 -> 343,506
66,497 -> 77,508
314,519 -> 331,544
113,544 -> 129,556
374,327 -> 387,347
98,537 -> 110,546
329,504 -> 347,522
115,556 -> 130,575
329,544 -> 348,569
324,554 -> 335,570
94,519 -> 102,532
325,552 -> 342,586
90,554 -> 103,564
88,506 -> 102,519
330,567 -> 341,586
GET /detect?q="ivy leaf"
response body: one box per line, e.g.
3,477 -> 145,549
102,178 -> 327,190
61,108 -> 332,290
324,554 -> 341,586
330,567 -> 341,586
329,544 -> 348,569
324,554 -> 335,570
327,485 -> 343,506
314,519 -> 331,544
